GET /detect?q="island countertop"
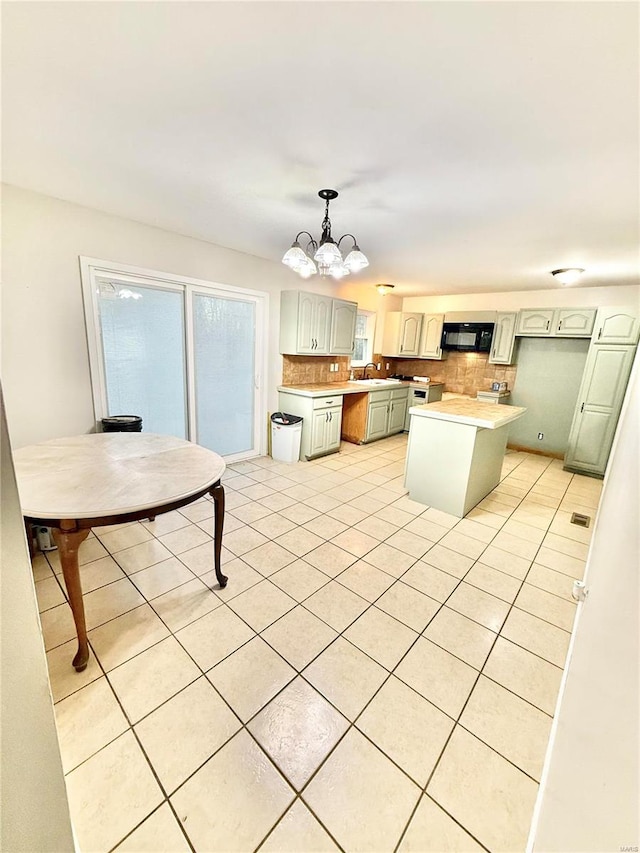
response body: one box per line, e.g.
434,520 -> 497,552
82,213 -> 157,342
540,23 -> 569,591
409,397 -> 526,429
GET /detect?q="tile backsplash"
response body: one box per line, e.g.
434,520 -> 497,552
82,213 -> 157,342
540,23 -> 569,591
282,355 -> 353,385
382,352 -> 518,397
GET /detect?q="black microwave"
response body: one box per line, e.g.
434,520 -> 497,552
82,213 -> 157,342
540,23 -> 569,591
441,322 -> 494,353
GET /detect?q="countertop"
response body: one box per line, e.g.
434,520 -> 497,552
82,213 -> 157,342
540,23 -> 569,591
409,398 -> 526,429
278,380 -> 443,398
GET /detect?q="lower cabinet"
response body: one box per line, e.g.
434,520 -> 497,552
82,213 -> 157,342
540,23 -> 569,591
278,392 -> 343,460
364,388 -> 409,442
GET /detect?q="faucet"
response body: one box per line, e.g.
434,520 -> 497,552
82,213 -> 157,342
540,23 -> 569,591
362,363 -> 377,379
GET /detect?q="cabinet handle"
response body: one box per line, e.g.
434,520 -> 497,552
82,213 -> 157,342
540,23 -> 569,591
545,320 -> 550,330
390,402 -> 394,412
580,402 -> 584,413
598,327 -> 602,340
325,411 -> 329,422
325,400 -> 334,405
329,411 -> 333,422
558,320 -> 563,331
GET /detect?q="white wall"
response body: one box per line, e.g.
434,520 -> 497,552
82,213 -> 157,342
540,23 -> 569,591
0,184 -> 336,448
530,360 -> 639,851
0,390 -> 75,852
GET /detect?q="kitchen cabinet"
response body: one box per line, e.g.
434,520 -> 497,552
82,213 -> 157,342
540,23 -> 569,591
592,308 -> 640,345
489,312 -> 518,364
279,291 -> 357,355
365,397 -> 391,442
277,391 -> 343,460
365,387 -> 409,441
564,344 -> 636,476
419,314 -> 446,359
382,312 -> 423,357
516,307 -> 596,338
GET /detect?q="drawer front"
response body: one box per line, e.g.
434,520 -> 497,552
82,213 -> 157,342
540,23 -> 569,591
312,395 -> 342,410
390,387 -> 409,401
368,389 -> 391,403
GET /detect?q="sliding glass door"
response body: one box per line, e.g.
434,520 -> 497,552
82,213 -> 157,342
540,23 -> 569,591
85,260 -> 267,460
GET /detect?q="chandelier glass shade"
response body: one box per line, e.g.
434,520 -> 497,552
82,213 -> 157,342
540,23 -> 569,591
282,189 -> 369,280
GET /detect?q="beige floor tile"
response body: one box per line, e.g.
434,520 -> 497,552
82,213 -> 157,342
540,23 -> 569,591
357,676 -> 453,786
460,675 -> 552,781
39,602 -> 79,651
250,512 -> 297,538
501,607 -> 571,667
354,516 -> 400,541
261,606 -> 338,671
35,575 -> 65,612
171,730 -> 294,851
479,545 -> 531,579
305,492 -> 343,512
248,676 -> 349,789
227,579 -> 296,632
389,495 -> 427,516
97,524 -> 153,554
535,545 -> 585,578
395,637 -> 477,718
108,636 -> 201,723
77,555 -> 127,593
483,637 -> 563,715
304,581 -> 369,632
501,518 -> 546,545
259,800 -> 340,852
422,507 -> 460,529
150,577 -> 222,632
158,525 -> 211,556
216,525 -> 267,557
486,530 -> 538,561
114,539 -> 173,574
231,501 -> 274,524
31,553 -> 53,581
303,514 -> 349,540
83,577 -> 146,630
303,728 -> 420,852
128,557 -> 195,600
439,531 -> 487,560
65,731 -> 163,853
89,604 -> 171,671
204,557 -> 262,602
385,528 -> 433,558
179,499 -> 215,522
363,542 -> 417,577
176,539 -> 219,576
465,563 -> 521,603
375,581 -> 440,632
487,490 -> 521,508
427,727 -> 538,852
270,560 -> 330,602
280,503 -> 322,524
542,531 -> 590,561
446,582 -> 510,632
476,497 -> 513,517
54,677 -> 129,772
376,506 -> 415,528
136,676 -> 241,794
402,560 -> 459,602
114,803 -> 191,852
424,607 -> 496,671
515,583 -> 577,631
337,560 -> 396,603
175,604 -> 254,670
526,563 -> 577,602
47,639 -> 103,703
465,507 -> 507,530
242,540 -> 298,576
304,637 -> 387,721
398,795 -> 484,852
345,606 -> 418,670
420,544 -> 474,579
453,518 -> 496,544
549,512 -> 592,544
208,636 -> 295,722
142,510 -> 192,537
303,541 -> 358,577
327,504 -> 368,525
405,516 -> 450,543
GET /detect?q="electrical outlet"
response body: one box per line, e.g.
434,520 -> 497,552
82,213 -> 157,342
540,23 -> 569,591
538,432 -> 544,440
376,363 -> 381,370
329,364 -> 334,372
386,362 -> 390,370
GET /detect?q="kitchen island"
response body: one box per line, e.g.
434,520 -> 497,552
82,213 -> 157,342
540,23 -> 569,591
405,398 -> 526,517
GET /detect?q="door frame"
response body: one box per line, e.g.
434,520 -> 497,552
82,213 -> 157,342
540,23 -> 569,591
80,256 -> 269,460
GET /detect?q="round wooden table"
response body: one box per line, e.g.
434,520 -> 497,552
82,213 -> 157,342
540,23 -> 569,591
14,433 -> 227,672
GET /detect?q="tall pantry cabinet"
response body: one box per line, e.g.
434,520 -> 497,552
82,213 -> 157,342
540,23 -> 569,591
564,308 -> 639,476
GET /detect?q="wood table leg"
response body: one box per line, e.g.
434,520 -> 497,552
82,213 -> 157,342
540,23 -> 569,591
52,522 -> 91,672
210,482 -> 228,588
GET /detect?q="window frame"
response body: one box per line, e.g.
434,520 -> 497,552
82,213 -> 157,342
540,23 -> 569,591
351,309 -> 377,367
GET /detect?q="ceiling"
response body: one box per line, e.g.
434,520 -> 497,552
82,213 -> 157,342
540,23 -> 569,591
2,2 -> 638,296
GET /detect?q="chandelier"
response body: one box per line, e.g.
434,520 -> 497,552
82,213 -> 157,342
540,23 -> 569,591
282,189 -> 369,280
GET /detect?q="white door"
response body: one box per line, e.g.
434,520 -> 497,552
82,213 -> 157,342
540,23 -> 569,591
330,300 -> 357,354
399,314 -> 422,355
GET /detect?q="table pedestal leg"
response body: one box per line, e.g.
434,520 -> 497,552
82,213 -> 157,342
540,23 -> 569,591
210,483 -> 228,588
52,523 -> 91,672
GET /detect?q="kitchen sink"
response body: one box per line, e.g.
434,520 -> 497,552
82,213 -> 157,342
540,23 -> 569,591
349,378 -> 402,386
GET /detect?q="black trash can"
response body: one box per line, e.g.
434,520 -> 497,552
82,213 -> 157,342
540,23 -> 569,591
101,415 -> 143,433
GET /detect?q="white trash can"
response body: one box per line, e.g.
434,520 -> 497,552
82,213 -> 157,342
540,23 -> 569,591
271,412 -> 303,463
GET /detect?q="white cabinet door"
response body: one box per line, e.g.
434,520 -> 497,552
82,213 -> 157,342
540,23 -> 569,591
419,314 -> 445,359
314,296 -> 333,354
516,309 -> 555,336
593,309 -> 640,345
489,312 -> 517,364
310,408 -> 332,457
366,399 -> 389,442
565,344 -> 636,475
555,308 -> 596,337
330,300 -> 357,354
295,292 -> 317,353
388,396 -> 407,434
325,406 -> 342,451
398,313 -> 423,356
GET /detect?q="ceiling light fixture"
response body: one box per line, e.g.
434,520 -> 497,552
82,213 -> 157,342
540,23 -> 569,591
282,189 -> 369,280
376,284 -> 395,296
551,268 -> 585,286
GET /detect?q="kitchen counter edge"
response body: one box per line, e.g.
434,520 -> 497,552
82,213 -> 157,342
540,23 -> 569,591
278,381 -> 443,398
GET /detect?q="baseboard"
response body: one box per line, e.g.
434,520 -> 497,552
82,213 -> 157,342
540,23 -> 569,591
506,443 -> 565,460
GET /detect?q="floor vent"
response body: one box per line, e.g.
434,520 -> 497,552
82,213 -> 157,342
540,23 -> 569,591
570,512 -> 591,528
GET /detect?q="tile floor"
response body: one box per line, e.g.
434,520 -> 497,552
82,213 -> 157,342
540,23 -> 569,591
34,434 -> 602,852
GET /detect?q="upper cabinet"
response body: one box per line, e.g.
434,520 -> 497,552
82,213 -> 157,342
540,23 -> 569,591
489,312 -> 518,364
280,291 -> 357,356
517,308 -> 596,338
382,312 -> 424,357
419,314 -> 446,359
593,308 -> 640,346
